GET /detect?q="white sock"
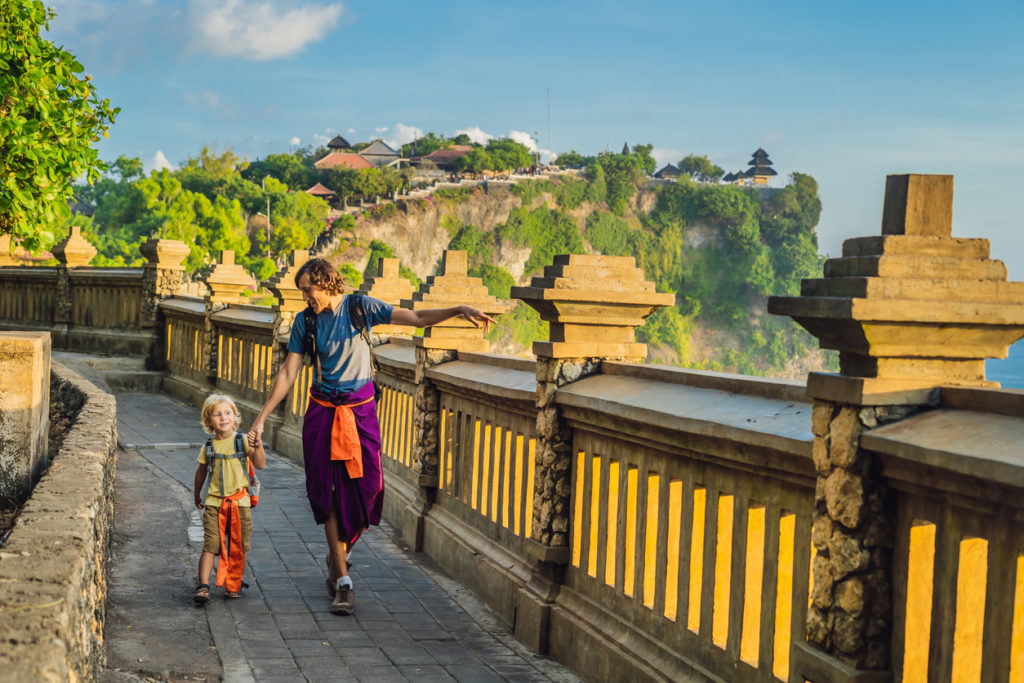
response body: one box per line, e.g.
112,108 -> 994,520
337,576 -> 353,589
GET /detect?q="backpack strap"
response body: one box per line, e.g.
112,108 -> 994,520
348,294 -> 380,374
302,306 -> 322,385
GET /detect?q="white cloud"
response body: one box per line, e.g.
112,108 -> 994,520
454,126 -> 493,145
188,0 -> 344,61
651,148 -> 682,168
376,123 -> 423,150
289,136 -> 301,146
508,130 -> 553,163
147,150 -> 175,173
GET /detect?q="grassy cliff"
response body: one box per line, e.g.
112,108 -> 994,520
331,168 -> 833,379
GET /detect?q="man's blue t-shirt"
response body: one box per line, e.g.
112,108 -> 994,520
286,295 -> 393,393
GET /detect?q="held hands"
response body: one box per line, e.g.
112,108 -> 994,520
247,421 -> 264,449
194,492 -> 204,510
459,305 -> 497,333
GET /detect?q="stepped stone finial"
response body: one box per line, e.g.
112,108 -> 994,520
203,250 -> 256,303
511,254 -> 673,360
0,235 -> 19,266
52,226 -> 97,267
401,250 -> 510,352
263,250 -> 309,314
769,173 -> 1024,402
140,238 -> 189,270
358,257 -> 416,336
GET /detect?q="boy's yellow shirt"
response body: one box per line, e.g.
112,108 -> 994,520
197,435 -> 252,507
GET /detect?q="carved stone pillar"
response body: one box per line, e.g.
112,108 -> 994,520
200,250 -> 256,382
357,257 -> 416,340
401,250 -> 509,549
511,253 -> 672,652
52,226 -> 98,342
263,249 -> 310,378
769,174 -> 1024,674
139,238 -> 189,370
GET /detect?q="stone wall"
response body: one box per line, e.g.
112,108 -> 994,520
0,361 -> 118,682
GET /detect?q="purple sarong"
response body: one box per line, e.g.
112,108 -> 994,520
302,382 -> 384,545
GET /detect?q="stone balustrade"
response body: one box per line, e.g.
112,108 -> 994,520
2,175 -> 1023,682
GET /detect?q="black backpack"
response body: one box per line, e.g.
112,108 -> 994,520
302,294 -> 382,402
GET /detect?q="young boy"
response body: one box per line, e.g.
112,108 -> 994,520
192,394 -> 266,603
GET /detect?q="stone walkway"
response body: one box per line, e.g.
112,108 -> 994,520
105,392 -> 578,683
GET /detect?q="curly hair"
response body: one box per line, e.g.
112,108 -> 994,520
200,394 -> 241,435
294,257 -> 345,295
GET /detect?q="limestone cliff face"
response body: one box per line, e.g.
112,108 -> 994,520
334,187 -> 524,279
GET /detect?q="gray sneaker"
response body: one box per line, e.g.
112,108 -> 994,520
331,582 -> 354,615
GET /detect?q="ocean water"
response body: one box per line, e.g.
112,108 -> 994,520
986,339 -> 1024,389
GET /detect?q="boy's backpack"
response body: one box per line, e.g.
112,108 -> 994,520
200,432 -> 260,507
302,294 -> 382,402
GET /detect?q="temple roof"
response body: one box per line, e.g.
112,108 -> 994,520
313,152 -> 374,170
360,139 -> 400,157
748,147 -> 774,167
304,182 -> 335,196
327,135 -> 351,149
654,164 -> 681,178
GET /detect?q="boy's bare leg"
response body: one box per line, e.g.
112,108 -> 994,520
324,513 -> 349,580
198,551 -> 215,584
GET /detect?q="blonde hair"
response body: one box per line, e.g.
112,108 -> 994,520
200,394 -> 241,435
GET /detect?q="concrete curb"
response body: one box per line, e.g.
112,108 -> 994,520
0,361 -> 118,681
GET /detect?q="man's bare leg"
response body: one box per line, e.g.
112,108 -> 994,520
324,512 -> 348,580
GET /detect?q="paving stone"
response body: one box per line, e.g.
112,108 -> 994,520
336,646 -> 390,666
349,666 -> 407,683
109,392 -> 578,683
398,664 -> 457,681
443,663 -> 506,682
380,643 -> 435,666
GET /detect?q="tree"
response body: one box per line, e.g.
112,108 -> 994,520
678,154 -> 724,183
553,150 -> 590,168
631,143 -> 657,176
485,138 -> 534,171
1,0 -> 119,251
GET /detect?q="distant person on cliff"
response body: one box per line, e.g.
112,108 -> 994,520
247,258 -> 495,615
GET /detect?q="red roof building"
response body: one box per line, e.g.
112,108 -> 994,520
305,182 -> 335,198
314,152 -> 374,170
418,145 -> 475,170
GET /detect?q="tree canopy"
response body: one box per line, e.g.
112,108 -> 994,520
678,154 -> 724,183
1,0 -> 119,251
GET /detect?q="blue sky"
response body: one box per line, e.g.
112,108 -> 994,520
46,0 -> 1024,276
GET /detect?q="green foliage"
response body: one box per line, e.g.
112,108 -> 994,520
552,177 -> 587,209
496,205 -> 585,275
242,151 -> 318,190
322,166 -> 410,203
59,145 -> 329,278
447,222 -> 494,270
486,301 -> 548,351
362,239 -> 419,288
453,137 -> 534,174
630,143 -> 657,176
587,152 -> 645,214
338,263 -> 362,288
552,150 -> 592,168
678,154 -> 724,182
509,179 -> 555,206
1,0 -> 120,251
636,307 -> 691,363
585,212 -> 631,256
470,264 -> 515,299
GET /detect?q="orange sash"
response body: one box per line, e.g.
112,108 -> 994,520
309,393 -> 374,479
215,489 -> 248,593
